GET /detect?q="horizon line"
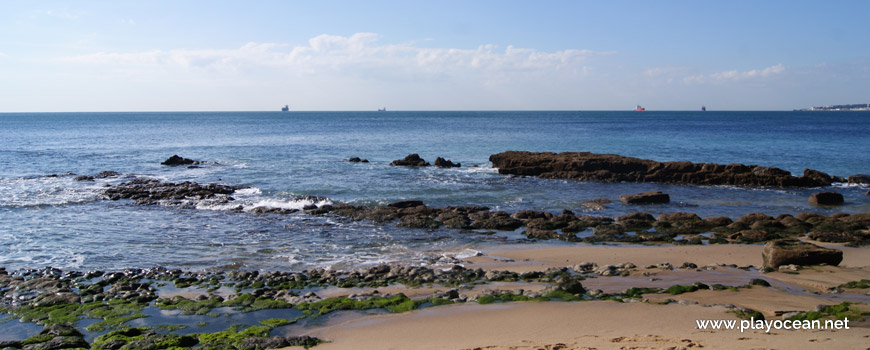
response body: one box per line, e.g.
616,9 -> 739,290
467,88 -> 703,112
0,109 -> 824,114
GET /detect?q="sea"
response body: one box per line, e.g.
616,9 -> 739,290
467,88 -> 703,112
1,111 -> 869,272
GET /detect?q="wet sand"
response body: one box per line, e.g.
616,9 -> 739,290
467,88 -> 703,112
286,243 -> 870,350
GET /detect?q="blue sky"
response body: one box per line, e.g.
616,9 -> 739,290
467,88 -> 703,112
1,1 -> 869,111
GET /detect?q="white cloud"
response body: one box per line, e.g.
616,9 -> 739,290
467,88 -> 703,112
60,32 -> 608,80
685,64 -> 785,84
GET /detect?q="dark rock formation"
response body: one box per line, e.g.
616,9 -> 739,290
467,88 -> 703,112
74,171 -> 121,181
848,174 -> 870,184
96,171 -> 121,178
489,151 -> 834,187
388,200 -> 424,208
104,179 -> 237,205
619,191 -> 670,204
809,192 -> 844,206
347,157 -> 369,163
389,154 -> 429,166
434,157 -> 461,168
161,155 -> 199,166
762,239 -> 843,269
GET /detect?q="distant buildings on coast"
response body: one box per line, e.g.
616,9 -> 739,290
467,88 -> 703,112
797,103 -> 870,111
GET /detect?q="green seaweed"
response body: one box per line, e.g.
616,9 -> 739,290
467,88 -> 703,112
621,287 -> 661,299
295,294 -> 420,315
86,312 -> 147,332
838,279 -> 870,289
543,290 -> 582,301
154,324 -> 189,332
731,308 -> 764,320
787,302 -> 869,321
259,317 -> 291,327
8,299 -> 147,332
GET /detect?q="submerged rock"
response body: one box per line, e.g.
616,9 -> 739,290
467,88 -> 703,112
489,151 -> 835,187
96,171 -> 122,178
580,198 -> 611,210
619,191 -> 670,204
347,157 -> 369,163
809,192 -> 844,206
762,239 -> 843,269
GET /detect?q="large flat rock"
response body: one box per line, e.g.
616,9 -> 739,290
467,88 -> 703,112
489,151 -> 833,187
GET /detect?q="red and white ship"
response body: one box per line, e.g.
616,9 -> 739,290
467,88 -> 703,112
635,105 -> 645,111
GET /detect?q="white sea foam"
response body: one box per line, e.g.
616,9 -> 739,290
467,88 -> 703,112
451,248 -> 484,259
0,176 -> 103,207
832,182 -> 868,188
234,187 -> 262,195
193,186 -> 333,213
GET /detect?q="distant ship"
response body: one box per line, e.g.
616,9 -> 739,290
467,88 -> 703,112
701,106 -> 706,111
635,105 -> 645,111
378,107 -> 386,112
281,105 -> 289,112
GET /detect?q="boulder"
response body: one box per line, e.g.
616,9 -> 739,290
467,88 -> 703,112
161,155 -> 199,166
390,154 -> 429,166
347,157 -> 369,163
434,157 -> 461,168
808,192 -> 844,206
762,239 -> 843,269
510,210 -> 552,221
22,336 -> 89,350
619,191 -> 670,204
848,174 -> 870,184
469,211 -> 523,230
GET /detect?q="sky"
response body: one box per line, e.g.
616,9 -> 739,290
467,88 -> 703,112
1,0 -> 869,111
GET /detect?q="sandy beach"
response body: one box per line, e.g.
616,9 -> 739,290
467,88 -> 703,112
286,243 -> 870,350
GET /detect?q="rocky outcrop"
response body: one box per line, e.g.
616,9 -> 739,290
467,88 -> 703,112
390,154 -> 429,166
489,151 -> 834,187
762,239 -> 843,269
104,179 -> 237,205
619,191 -> 670,204
74,171 -> 121,181
161,155 -> 199,166
848,174 -> 870,184
809,192 -> 844,206
434,157 -> 461,168
347,157 -> 369,163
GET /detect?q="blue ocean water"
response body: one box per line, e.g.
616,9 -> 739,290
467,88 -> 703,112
1,111 -> 868,271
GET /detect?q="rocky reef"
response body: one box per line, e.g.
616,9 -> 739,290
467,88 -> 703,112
98,178 -> 870,246
489,151 -> 842,187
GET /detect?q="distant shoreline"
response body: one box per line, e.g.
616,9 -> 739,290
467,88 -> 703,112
796,103 -> 870,111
